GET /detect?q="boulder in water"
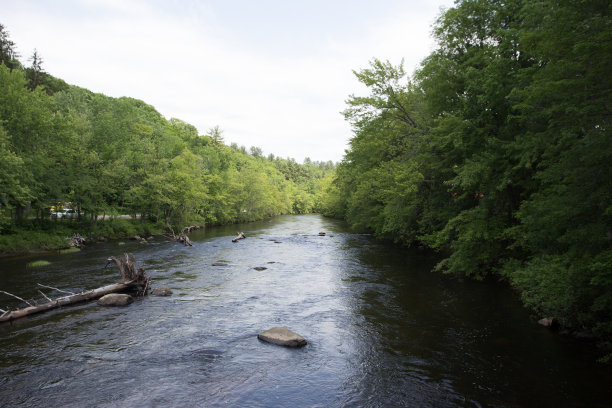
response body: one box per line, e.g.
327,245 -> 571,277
258,327 -> 307,348
538,317 -> 559,329
151,286 -> 173,296
97,293 -> 133,306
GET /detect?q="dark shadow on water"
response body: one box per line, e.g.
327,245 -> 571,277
0,215 -> 610,407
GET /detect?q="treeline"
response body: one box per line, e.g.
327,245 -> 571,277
321,0 -> 611,341
0,24 -> 334,237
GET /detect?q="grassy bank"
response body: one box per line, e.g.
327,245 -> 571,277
0,218 -> 168,255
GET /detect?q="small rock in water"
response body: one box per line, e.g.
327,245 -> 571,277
253,266 -> 267,271
258,327 -> 307,348
212,262 -> 228,266
151,286 -> 173,296
97,293 -> 133,306
538,317 -> 559,329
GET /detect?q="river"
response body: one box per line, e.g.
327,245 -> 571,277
0,214 -> 610,407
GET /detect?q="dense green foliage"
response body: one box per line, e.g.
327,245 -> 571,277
0,27 -> 334,248
323,0 -> 612,340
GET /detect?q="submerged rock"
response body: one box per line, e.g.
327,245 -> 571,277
258,327 -> 307,348
97,293 -> 133,306
151,286 -> 173,296
573,331 -> 596,340
253,266 -> 267,271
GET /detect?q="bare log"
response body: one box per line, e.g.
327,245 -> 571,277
177,232 -> 193,246
165,226 -> 194,246
0,282 -> 137,323
232,232 -> 246,243
0,253 -> 150,324
70,233 -> 86,248
183,225 -> 202,233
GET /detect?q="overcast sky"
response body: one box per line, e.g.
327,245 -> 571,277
2,0 -> 454,163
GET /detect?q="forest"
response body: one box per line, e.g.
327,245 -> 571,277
319,0 -> 611,345
0,25 -> 335,251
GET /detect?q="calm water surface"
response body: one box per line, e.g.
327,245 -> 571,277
0,215 -> 610,407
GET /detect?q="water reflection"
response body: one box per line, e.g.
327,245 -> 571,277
0,215 -> 610,407
336,237 -> 612,407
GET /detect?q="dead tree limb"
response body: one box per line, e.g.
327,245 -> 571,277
104,253 -> 149,284
177,231 -> 193,247
0,290 -> 34,307
232,232 -> 246,243
38,290 -> 52,302
0,253 -> 150,324
165,226 -> 193,246
70,234 -> 86,248
0,282 -> 137,323
37,283 -> 75,296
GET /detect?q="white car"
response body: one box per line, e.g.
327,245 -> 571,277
51,208 -> 78,218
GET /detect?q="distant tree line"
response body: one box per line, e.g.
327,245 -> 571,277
0,23 -> 334,233
319,0 -> 611,344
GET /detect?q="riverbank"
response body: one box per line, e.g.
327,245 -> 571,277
0,218 -> 168,257
0,214 -> 287,257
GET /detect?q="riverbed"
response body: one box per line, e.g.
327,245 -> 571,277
0,215 -> 610,407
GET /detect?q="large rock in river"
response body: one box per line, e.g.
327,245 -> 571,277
538,317 -> 559,329
151,286 -> 173,296
258,327 -> 307,348
97,293 -> 134,306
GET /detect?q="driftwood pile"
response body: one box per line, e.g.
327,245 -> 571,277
70,233 -> 87,248
0,253 -> 149,323
166,225 -> 203,247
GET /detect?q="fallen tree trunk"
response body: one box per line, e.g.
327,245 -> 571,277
166,226 -> 194,246
0,253 -> 149,324
232,232 -> 246,242
0,282 -> 137,323
183,225 -> 203,233
178,232 -> 192,246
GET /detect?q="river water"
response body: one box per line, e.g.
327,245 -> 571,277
0,215 -> 610,407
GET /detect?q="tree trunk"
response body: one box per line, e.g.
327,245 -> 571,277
232,232 -> 246,242
0,282 -> 137,323
0,253 -> 149,324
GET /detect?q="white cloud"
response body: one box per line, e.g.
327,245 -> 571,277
1,0 -> 453,162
